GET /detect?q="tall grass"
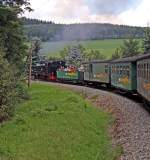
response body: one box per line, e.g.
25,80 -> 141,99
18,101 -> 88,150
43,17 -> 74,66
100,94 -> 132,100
0,83 -> 121,160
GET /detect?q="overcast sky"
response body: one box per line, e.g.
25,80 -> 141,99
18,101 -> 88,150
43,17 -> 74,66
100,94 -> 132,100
24,0 -> 150,26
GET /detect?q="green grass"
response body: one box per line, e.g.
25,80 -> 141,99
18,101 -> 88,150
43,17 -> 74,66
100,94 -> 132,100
0,83 -> 121,160
40,39 -> 124,58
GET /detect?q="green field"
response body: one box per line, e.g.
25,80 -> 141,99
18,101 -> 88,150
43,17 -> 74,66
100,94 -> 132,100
0,83 -> 121,160
40,39 -> 124,58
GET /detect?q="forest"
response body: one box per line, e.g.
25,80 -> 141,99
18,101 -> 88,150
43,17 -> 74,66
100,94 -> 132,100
23,18 -> 145,42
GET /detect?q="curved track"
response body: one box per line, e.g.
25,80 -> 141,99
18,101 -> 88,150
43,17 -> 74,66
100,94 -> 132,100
36,81 -> 150,160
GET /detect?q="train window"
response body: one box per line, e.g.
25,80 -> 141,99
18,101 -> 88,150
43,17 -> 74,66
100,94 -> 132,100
119,66 -> 121,75
122,66 -> 124,75
112,66 -> 114,73
120,66 -> 123,75
84,65 -> 89,72
114,66 -> 116,74
116,66 -> 118,74
146,63 -> 149,80
138,64 -> 140,77
123,66 -> 126,75
149,63 -> 150,80
146,63 -> 148,80
137,64 -> 140,77
149,63 -> 150,79
140,64 -> 142,77
141,64 -> 143,78
117,66 -> 119,74
105,65 -> 108,73
145,63 -> 146,79
148,63 -> 149,80
142,64 -> 144,78
123,66 -> 125,73
144,63 -> 146,78
139,64 -> 140,77
127,71 -> 130,77
143,64 -> 145,78
115,66 -> 117,74
105,69 -> 108,74
146,63 -> 147,79
145,63 -> 147,79
111,66 -> 113,73
113,66 -> 115,73
126,66 -> 130,77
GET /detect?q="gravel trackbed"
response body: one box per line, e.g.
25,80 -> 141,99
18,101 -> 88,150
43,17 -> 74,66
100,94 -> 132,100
37,81 -> 150,160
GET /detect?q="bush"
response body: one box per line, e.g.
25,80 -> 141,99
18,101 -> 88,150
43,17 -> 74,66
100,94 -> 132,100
0,6 -> 29,122
0,50 -> 17,122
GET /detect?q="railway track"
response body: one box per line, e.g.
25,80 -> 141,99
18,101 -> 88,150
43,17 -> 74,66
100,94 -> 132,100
47,80 -> 145,107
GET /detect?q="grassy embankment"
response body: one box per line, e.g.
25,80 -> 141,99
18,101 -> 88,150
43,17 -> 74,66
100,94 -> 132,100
0,83 -> 121,160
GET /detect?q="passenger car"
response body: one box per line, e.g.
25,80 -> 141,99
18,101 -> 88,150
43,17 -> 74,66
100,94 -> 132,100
111,57 -> 137,92
83,60 -> 111,86
137,53 -> 150,103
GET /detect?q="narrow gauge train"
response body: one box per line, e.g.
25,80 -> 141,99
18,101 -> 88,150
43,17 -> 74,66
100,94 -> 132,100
33,53 -> 150,105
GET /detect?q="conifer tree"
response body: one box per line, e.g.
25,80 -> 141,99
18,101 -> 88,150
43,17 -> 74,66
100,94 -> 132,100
143,26 -> 150,53
121,38 -> 140,57
111,48 -> 121,60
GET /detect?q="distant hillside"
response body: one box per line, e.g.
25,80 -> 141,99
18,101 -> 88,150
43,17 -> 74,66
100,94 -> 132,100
39,39 -> 125,58
23,18 -> 145,42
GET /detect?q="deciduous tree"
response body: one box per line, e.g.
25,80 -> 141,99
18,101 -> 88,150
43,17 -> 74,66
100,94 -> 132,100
0,0 -> 31,121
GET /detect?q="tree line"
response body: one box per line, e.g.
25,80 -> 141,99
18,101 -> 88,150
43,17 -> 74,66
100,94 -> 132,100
22,17 -> 54,25
23,18 -> 145,42
0,0 -> 31,122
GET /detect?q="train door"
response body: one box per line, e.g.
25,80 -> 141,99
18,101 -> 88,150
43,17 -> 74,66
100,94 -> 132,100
89,63 -> 93,81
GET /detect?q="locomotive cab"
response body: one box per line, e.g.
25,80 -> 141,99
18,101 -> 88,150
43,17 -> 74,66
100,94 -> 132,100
48,61 -> 66,81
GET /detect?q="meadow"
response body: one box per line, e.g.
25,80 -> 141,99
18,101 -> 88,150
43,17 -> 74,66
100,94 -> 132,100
40,39 -> 125,58
0,83 -> 121,160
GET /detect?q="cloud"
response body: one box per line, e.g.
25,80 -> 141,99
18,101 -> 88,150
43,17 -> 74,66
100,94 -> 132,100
119,0 -> 150,26
24,0 -> 149,26
25,0 -> 88,23
84,0 -> 141,15
52,0 -> 86,18
24,0 -> 123,24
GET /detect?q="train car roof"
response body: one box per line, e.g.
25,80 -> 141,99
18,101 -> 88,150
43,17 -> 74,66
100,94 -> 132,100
90,60 -> 111,63
136,53 -> 150,61
82,60 -> 111,64
111,56 -> 138,63
47,60 -> 65,64
111,53 -> 150,63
